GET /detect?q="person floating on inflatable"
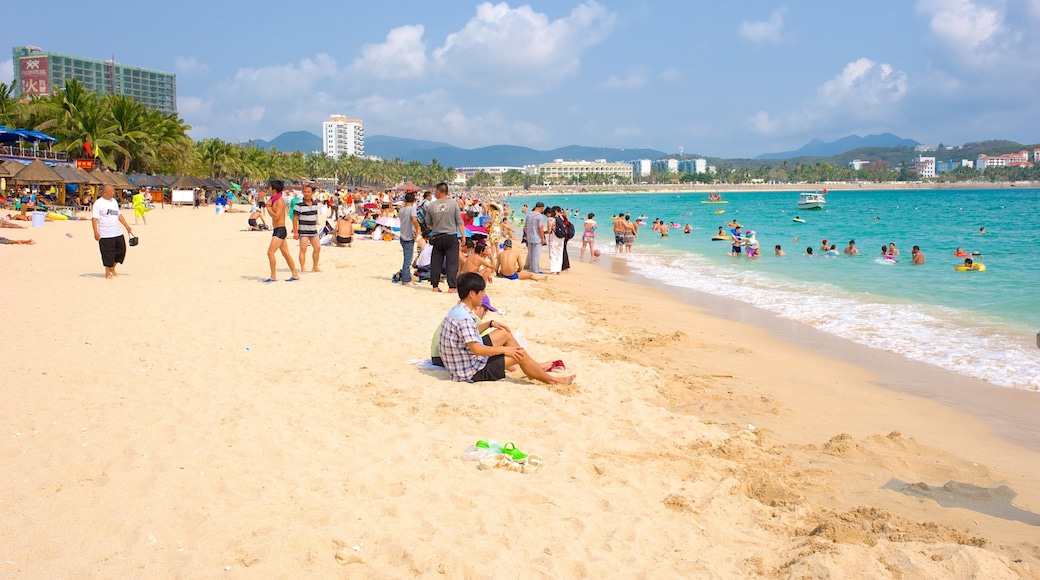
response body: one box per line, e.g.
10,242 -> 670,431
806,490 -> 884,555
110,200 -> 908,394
956,258 -> 985,271
953,247 -> 969,257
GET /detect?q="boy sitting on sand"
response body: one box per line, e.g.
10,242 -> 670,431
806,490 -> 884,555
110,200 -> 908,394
438,273 -> 574,385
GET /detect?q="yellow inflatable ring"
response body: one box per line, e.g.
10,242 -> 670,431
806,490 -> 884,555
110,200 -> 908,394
47,212 -> 68,220
955,264 -> 986,271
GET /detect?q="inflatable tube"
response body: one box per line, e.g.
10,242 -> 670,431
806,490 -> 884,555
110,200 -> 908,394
47,212 -> 68,221
714,210 -> 725,214
711,235 -> 728,241
793,218 -> 805,223
953,251 -> 969,257
955,264 -> 986,271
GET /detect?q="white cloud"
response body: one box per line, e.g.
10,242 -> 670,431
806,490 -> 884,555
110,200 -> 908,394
738,7 -> 787,43
916,0 -> 1008,67
228,53 -> 340,100
432,1 -> 616,95
818,58 -> 907,106
746,58 -> 906,136
602,72 -> 646,91
353,25 -> 428,80
174,57 -> 210,75
0,59 -> 13,85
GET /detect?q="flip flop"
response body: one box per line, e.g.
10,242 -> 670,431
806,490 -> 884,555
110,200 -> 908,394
285,277 -> 300,282
262,278 -> 277,283
501,442 -> 528,463
549,360 -> 566,372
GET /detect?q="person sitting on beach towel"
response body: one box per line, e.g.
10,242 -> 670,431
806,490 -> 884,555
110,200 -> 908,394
438,273 -> 574,385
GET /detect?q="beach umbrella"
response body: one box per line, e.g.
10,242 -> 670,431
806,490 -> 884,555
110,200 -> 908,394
52,165 -> 87,183
0,162 -> 10,178
128,173 -> 159,188
170,175 -> 209,189
106,170 -> 135,190
12,159 -> 63,183
73,166 -> 104,185
392,181 -> 420,192
375,216 -> 401,229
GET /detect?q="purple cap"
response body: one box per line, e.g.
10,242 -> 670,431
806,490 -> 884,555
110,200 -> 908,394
480,294 -> 497,312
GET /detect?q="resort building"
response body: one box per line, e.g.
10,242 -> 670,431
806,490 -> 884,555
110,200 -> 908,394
911,156 -> 936,179
631,159 -> 651,177
935,159 -> 974,174
322,115 -> 365,159
678,158 -> 707,174
11,46 -> 177,114
976,150 -> 1032,171
525,159 -> 634,184
651,159 -> 679,173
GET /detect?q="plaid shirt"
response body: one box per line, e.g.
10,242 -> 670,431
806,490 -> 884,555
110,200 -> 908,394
439,302 -> 487,382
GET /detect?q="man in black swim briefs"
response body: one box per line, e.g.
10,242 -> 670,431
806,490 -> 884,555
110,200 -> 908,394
263,180 -> 299,282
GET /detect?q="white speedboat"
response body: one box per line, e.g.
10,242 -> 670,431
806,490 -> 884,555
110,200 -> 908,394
797,190 -> 827,210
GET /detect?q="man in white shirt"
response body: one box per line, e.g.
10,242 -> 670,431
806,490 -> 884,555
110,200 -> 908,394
91,184 -> 133,279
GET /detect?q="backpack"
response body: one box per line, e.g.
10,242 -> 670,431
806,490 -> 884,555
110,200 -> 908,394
565,219 -> 575,240
553,216 -> 568,239
416,202 -> 432,236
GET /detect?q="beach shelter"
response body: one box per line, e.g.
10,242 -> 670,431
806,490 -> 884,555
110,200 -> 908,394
0,161 -> 10,177
105,170 -> 135,190
392,181 -> 420,192
11,159 -> 64,204
170,174 -> 208,189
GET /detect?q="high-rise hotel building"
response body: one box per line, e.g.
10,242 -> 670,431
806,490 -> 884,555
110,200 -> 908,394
11,45 -> 177,114
322,115 -> 364,159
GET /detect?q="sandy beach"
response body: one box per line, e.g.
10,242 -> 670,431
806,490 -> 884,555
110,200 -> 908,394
2,206 -> 1039,578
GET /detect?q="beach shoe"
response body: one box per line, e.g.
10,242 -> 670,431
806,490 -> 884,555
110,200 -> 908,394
285,276 -> 300,282
262,278 -> 277,283
522,455 -> 543,474
548,360 -> 566,372
478,453 -> 512,470
501,442 -> 528,463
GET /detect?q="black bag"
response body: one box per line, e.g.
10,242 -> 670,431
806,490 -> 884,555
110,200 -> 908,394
553,216 -> 568,239
128,233 -> 139,247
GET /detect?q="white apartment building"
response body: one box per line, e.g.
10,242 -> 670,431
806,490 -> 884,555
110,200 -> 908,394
322,115 -> 364,159
632,159 -> 651,177
651,159 -> 679,173
976,150 -> 1031,171
913,156 -> 936,179
525,159 -> 634,183
678,158 -> 707,174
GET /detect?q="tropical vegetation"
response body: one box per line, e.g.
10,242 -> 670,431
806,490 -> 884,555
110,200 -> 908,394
0,80 -> 456,188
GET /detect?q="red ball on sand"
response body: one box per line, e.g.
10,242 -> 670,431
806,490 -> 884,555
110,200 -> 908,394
594,249 -> 602,257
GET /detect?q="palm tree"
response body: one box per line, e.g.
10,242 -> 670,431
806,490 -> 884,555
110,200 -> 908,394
108,95 -> 150,172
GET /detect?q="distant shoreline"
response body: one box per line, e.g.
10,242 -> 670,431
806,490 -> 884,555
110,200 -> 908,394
498,180 -> 1036,196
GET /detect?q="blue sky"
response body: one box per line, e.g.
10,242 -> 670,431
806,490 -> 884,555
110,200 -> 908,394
4,0 -> 1039,158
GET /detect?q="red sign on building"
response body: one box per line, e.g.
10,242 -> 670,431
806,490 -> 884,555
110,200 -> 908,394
19,57 -> 49,96
76,159 -> 95,171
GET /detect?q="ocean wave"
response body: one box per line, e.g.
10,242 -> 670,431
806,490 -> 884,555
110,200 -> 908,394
619,251 -> 1040,391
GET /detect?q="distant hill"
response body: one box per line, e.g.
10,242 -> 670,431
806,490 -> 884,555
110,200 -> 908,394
387,143 -> 668,167
248,131 -> 322,153
756,133 -> 919,160
365,135 -> 454,159
243,131 -> 666,166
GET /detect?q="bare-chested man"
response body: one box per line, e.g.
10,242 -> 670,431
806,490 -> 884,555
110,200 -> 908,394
496,239 -> 546,280
247,208 -> 266,231
461,240 -> 496,283
333,213 -> 355,247
263,180 -> 300,283
613,211 -> 627,253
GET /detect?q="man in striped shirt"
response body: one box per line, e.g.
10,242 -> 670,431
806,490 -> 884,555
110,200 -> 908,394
293,184 -> 322,272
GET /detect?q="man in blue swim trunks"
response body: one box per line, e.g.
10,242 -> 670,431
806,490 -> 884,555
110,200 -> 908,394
496,239 -> 546,281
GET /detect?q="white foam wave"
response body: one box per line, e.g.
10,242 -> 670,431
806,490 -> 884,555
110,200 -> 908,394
621,252 -> 1040,391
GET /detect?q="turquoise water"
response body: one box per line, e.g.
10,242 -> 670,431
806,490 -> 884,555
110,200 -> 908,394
508,188 -> 1040,391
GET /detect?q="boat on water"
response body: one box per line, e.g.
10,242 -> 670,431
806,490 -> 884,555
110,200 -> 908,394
797,189 -> 827,210
701,192 -> 728,204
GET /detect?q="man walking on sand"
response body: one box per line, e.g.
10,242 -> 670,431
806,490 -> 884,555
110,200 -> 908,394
92,184 -> 132,279
524,202 -> 546,274
293,184 -> 321,272
426,182 -> 465,293
439,273 -> 574,385
264,180 -> 300,283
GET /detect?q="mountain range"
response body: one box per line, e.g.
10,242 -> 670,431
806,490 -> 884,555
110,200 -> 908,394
754,133 -> 920,160
246,130 -> 923,166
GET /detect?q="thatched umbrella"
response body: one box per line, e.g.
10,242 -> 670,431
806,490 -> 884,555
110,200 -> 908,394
52,165 -> 87,184
0,162 -> 10,178
128,173 -> 159,188
170,175 -> 208,189
106,170 -> 135,190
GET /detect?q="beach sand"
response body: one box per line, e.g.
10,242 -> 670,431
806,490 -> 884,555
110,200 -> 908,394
2,206 -> 1039,578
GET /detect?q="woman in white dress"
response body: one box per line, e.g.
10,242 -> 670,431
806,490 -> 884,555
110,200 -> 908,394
547,207 -> 565,274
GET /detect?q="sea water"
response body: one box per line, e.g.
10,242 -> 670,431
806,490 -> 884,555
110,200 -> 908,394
508,188 -> 1040,391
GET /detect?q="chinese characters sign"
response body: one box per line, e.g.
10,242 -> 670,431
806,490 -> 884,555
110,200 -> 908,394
20,57 -> 49,96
